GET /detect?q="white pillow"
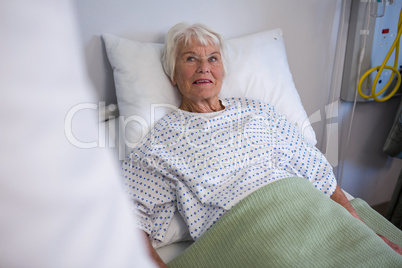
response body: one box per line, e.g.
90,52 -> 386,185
102,29 -> 316,161
220,29 -> 316,145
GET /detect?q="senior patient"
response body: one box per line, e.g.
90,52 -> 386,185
122,22 -> 401,267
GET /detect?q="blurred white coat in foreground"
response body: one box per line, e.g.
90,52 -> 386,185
0,1 -> 156,267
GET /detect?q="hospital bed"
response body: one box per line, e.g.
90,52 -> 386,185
97,28 -> 396,265
80,1 -> 402,262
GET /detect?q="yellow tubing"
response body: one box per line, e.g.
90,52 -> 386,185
357,8 -> 402,102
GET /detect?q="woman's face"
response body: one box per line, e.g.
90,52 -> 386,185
172,40 -> 224,103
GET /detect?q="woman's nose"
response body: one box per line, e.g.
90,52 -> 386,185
196,59 -> 210,73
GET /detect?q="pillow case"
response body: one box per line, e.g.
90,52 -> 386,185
102,28 -> 316,161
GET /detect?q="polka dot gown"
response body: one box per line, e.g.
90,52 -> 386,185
122,98 -> 337,243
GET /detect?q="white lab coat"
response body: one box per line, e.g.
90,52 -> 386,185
0,1 -> 156,267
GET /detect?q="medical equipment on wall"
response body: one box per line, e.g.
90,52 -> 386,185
341,0 -> 402,102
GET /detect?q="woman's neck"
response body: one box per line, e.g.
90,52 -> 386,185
179,97 -> 225,113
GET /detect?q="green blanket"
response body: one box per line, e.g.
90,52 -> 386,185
168,177 -> 402,267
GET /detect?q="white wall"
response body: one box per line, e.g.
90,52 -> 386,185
75,0 -> 401,206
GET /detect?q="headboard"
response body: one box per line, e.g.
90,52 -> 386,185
75,0 -> 345,149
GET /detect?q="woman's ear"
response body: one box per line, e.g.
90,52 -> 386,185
170,75 -> 177,86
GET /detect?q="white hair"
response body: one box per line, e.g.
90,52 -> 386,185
161,22 -> 228,81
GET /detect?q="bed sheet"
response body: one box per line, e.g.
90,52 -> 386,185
156,241 -> 194,264
168,178 -> 402,267
155,189 -> 354,263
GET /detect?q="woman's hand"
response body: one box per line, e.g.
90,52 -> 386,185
142,231 -> 168,268
377,234 -> 402,255
330,186 -> 402,255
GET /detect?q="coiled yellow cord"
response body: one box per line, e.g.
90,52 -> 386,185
358,8 -> 402,102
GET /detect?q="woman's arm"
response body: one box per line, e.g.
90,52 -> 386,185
330,185 -> 361,220
330,185 -> 402,254
142,231 -> 168,268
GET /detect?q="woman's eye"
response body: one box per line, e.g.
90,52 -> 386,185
209,56 -> 221,63
186,57 -> 196,62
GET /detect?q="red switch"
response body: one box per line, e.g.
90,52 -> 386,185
382,28 -> 390,34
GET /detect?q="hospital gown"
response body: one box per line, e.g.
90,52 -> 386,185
123,97 -> 337,243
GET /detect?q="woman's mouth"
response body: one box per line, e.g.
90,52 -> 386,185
193,79 -> 212,84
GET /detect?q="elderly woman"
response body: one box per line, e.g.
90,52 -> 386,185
123,23 -> 401,267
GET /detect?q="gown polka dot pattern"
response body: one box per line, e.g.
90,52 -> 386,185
122,98 -> 337,243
